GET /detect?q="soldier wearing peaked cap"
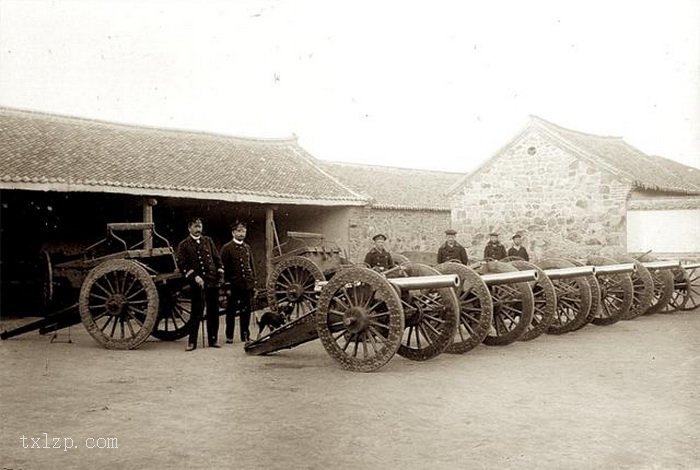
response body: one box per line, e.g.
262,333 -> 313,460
437,229 -> 468,265
221,220 -> 257,344
507,233 -> 529,261
364,233 -> 393,272
483,232 -> 507,261
176,217 -> 224,351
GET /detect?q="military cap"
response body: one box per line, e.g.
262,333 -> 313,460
489,232 -> 499,236
445,228 -> 457,235
230,220 -> 247,230
512,233 -> 522,239
372,233 -> 387,241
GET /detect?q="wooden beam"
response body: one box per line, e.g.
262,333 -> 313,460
265,207 -> 276,284
142,198 -> 157,251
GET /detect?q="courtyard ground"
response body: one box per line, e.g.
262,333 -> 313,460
1,309 -> 699,469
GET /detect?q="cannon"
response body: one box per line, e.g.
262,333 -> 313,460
473,261 -> 536,346
535,260 -> 594,334
586,257 -> 635,326
663,262 -> 700,312
499,258 -> 557,342
247,266 -> 460,371
1,219 -> 195,349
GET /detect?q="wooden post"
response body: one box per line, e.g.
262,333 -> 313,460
143,198 -> 157,251
265,207 -> 276,284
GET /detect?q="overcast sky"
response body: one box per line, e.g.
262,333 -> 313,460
0,0 -> 698,172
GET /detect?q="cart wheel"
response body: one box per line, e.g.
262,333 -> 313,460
636,255 -> 675,315
394,263 -> 459,361
586,256 -> 633,325
614,256 -> 654,319
507,260 -> 557,341
681,266 -> 700,311
436,262 -> 493,353
79,259 -> 158,349
661,268 -> 688,312
316,267 -> 404,372
151,281 -> 193,341
267,256 -> 325,321
478,261 -> 534,346
568,259 -> 601,330
537,258 -> 592,334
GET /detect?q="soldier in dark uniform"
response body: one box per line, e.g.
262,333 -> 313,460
437,228 -> 469,264
176,218 -> 224,351
364,234 -> 393,272
220,221 -> 256,344
483,232 -> 507,261
507,234 -> 530,261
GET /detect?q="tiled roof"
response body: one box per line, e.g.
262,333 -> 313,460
449,116 -> 700,196
532,116 -> 700,194
319,161 -> 463,211
0,107 -> 367,205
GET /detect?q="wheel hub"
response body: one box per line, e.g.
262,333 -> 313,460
286,284 -> 305,302
106,294 -> 128,315
343,306 -> 370,334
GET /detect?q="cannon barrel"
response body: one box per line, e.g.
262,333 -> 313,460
387,274 -> 460,290
641,260 -> 681,271
681,262 -> 700,270
480,269 -> 538,286
315,274 -> 460,292
544,265 -> 595,280
594,263 -> 636,276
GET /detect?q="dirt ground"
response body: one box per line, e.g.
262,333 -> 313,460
1,309 -> 699,470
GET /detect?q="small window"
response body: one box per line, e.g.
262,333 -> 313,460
527,146 -> 537,156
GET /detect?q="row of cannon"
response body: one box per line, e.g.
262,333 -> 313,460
247,236 -> 700,371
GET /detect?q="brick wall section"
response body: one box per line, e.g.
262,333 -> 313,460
450,131 -> 634,260
346,207 -> 450,263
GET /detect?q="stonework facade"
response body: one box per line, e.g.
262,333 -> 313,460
450,131 -> 634,260
345,206 -> 450,264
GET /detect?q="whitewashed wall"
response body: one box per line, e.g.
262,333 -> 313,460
627,209 -> 700,253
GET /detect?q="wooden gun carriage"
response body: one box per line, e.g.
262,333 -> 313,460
1,220 -> 197,349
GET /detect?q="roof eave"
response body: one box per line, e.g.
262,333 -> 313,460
0,181 -> 368,207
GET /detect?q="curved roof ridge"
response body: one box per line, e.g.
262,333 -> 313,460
0,106 -> 298,145
321,159 -> 465,175
529,115 -> 623,140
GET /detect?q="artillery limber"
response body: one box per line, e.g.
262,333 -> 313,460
1,220 -> 196,349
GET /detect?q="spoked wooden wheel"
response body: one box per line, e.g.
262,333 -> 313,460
637,256 -> 675,315
661,267 -> 688,312
508,260 -> 557,341
436,262 -> 493,353
568,259 -> 601,330
267,256 -> 325,321
478,261 -> 534,346
615,257 -> 654,320
681,266 -> 700,311
537,258 -> 592,335
79,259 -> 158,349
586,256 -> 633,326
394,263 -> 459,361
316,267 -> 404,372
151,281 -> 193,341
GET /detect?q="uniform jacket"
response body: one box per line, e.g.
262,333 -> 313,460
176,235 -> 223,287
437,242 -> 469,265
364,248 -> 393,272
220,239 -> 256,290
483,241 -> 507,261
507,246 -> 529,261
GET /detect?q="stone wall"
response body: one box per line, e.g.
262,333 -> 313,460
450,131 -> 633,260
346,206 -> 450,263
